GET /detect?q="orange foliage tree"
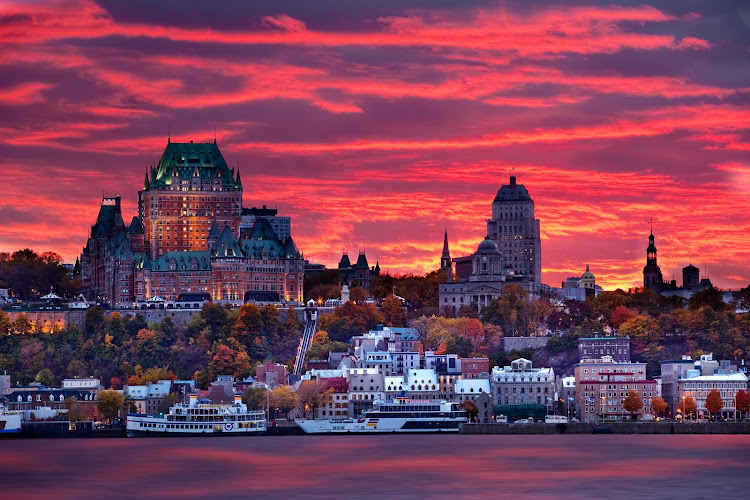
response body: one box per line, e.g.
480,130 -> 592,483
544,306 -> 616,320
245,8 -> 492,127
651,397 -> 668,417
705,389 -> 723,418
623,390 -> 643,420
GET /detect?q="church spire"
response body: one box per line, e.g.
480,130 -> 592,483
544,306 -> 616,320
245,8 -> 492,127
440,229 -> 452,283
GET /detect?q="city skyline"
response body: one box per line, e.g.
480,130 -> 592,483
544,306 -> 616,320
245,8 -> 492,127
1,1 -> 749,290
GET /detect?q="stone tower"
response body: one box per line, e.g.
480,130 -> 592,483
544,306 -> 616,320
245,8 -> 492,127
486,175 -> 542,285
643,231 -> 663,292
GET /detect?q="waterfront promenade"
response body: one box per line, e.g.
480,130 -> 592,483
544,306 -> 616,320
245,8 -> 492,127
2,435 -> 748,499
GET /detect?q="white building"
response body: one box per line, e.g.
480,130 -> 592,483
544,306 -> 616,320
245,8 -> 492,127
406,369 -> 440,400
62,378 -> 102,391
492,358 -> 555,408
678,372 -> 748,419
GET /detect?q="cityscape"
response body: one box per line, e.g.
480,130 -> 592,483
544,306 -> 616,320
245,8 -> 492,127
1,0 -> 749,499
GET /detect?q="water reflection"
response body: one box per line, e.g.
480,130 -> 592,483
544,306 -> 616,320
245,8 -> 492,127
2,435 -> 748,499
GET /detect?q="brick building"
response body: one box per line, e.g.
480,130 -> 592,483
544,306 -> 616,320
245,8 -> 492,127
574,356 -> 656,422
80,140 -> 304,306
578,335 -> 631,363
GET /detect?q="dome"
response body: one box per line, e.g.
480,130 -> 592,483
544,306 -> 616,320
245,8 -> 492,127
477,236 -> 499,253
581,264 -> 595,279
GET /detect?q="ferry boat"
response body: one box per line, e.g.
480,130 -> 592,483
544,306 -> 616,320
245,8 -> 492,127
0,404 -> 22,435
296,399 -> 468,434
126,394 -> 266,437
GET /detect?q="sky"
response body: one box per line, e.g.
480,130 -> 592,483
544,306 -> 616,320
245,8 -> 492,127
0,0 -> 748,291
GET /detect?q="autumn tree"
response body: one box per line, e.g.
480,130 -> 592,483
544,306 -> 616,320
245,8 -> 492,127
735,390 -> 750,419
208,340 -> 251,379
270,385 -> 299,418
97,389 -> 124,423
68,401 -> 86,423
705,389 -> 723,418
460,400 -> 479,422
623,390 -> 643,420
382,295 -> 406,327
678,396 -> 697,420
651,397 -> 668,417
610,306 -> 636,330
296,380 -> 329,418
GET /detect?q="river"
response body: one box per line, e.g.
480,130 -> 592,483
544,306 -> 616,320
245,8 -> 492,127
1,434 -> 748,499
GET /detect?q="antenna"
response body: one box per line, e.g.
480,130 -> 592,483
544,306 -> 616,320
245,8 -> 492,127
168,125 -> 171,143
214,125 -> 217,144
649,216 -> 655,234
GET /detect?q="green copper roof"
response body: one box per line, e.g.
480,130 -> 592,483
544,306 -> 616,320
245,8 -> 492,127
148,141 -> 238,189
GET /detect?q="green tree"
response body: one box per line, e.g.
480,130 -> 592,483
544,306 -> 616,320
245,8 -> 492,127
97,389 -> 125,422
445,335 -> 473,358
157,393 -> 180,414
242,386 -> 269,410
34,368 -> 55,387
689,287 -> 727,311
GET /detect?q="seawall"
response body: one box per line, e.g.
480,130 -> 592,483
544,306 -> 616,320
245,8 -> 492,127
460,422 -> 750,434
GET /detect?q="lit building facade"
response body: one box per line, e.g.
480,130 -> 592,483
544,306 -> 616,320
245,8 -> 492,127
574,356 -> 656,422
81,140 -> 304,306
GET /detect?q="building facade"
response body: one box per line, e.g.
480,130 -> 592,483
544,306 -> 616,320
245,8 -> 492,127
485,175 -> 542,285
80,141 -> 304,306
491,358 -> 555,408
574,357 -> 655,422
578,336 -> 631,363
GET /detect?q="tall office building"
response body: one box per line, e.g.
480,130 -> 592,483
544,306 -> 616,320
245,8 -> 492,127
485,175 -> 542,284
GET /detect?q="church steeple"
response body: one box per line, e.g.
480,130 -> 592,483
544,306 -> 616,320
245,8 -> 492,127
643,229 -> 663,292
440,229 -> 453,283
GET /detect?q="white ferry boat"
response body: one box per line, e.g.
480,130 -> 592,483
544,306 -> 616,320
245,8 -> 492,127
297,399 -> 468,434
0,404 -> 22,435
126,394 -> 266,437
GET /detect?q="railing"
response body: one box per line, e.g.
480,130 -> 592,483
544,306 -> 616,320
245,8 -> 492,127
293,311 -> 318,375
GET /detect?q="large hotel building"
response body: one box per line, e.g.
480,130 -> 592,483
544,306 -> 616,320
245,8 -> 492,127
80,140 -> 304,307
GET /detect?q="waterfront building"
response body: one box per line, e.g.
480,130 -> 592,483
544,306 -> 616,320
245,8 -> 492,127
405,369 -> 441,400
662,354 -> 745,418
454,378 -> 492,422
678,372 -> 748,419
574,356 -> 655,422
491,358 -> 555,409
578,335 -> 631,363
347,370 -> 385,417
317,377 -> 349,419
123,379 -> 172,414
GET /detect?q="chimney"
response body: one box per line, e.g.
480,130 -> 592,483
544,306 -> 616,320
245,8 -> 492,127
188,393 -> 197,406
234,394 -> 242,405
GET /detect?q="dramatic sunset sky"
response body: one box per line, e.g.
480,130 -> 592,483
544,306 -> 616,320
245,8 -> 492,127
0,0 -> 748,290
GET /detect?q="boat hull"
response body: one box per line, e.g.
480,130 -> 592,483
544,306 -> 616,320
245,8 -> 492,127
126,429 -> 265,437
296,418 -> 465,434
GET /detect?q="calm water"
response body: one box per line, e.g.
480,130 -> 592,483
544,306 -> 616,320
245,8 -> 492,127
1,435 -> 748,499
